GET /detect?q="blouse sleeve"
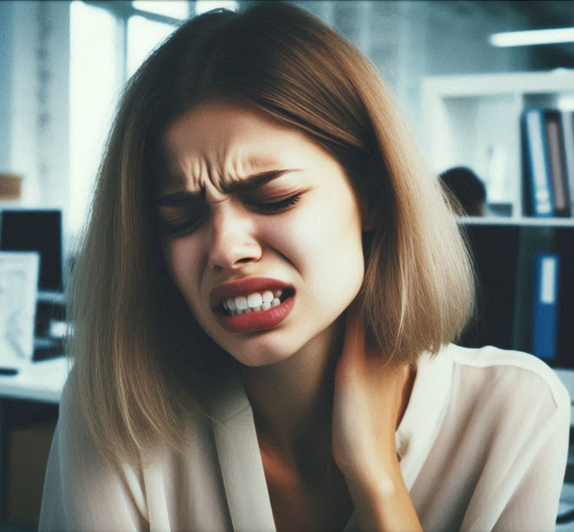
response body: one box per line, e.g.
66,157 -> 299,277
38,373 -> 148,532
455,355 -> 571,532
492,402 -> 570,532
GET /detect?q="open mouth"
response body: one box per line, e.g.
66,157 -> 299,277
219,288 -> 295,316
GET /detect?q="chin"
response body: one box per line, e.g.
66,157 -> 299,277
224,337 -> 300,368
236,355 -> 289,368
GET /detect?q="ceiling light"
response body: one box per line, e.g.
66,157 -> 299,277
195,1 -> 238,16
490,27 -> 574,47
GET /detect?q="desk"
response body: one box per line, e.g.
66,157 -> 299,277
0,357 -> 70,404
0,357 -> 69,527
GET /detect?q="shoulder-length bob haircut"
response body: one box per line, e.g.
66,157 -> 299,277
69,1 -> 475,465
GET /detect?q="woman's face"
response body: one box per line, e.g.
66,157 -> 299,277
160,100 -> 369,367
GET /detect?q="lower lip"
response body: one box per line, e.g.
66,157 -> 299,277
216,295 -> 295,334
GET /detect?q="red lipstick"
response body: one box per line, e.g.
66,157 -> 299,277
209,277 -> 296,334
209,277 -> 294,311
217,296 -> 295,334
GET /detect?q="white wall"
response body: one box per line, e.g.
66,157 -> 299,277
0,2 -> 14,172
0,1 -> 70,212
294,0 -> 533,140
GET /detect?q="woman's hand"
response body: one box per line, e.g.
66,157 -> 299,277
332,304 -> 422,531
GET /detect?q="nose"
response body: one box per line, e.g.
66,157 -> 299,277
207,204 -> 262,272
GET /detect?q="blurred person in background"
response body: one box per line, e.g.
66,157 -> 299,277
440,166 -> 487,217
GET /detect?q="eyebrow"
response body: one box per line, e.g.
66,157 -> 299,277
158,169 -> 301,207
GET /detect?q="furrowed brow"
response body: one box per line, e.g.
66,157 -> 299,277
158,169 -> 300,206
221,169 -> 300,194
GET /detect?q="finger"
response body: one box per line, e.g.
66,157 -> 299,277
341,305 -> 366,365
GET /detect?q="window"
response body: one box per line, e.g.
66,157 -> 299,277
127,15 -> 176,77
132,1 -> 190,19
69,1 -> 187,233
69,2 -> 120,233
69,0 -> 239,233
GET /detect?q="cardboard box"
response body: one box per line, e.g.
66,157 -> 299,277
0,174 -> 22,201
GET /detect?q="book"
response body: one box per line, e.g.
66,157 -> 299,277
531,253 -> 560,361
544,110 -> 571,217
561,110 -> 574,218
522,108 -> 554,217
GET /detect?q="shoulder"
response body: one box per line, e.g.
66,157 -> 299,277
56,368 -> 93,451
442,344 -> 570,426
58,367 -> 213,454
422,345 -> 571,531
41,370 -> 149,529
44,369 -> 220,529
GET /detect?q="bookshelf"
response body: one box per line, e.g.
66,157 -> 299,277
423,70 -> 574,222
423,71 -> 574,370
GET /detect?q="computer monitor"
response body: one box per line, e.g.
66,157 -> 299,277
0,209 -> 63,292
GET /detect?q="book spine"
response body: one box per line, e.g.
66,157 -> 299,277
545,112 -> 571,217
532,253 -> 560,360
561,110 -> 574,218
523,108 -> 554,217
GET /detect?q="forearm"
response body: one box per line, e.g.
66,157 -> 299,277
346,461 -> 423,532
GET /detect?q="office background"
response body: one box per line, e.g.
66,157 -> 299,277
1,1 -> 574,530
2,0 -> 574,244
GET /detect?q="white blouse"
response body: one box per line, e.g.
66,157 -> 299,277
39,344 -> 571,531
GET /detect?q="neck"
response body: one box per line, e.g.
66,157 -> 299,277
238,315 -> 345,477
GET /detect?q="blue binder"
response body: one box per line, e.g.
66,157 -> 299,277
523,108 -> 555,217
532,253 -> 560,360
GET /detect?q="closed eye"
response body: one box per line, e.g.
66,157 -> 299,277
159,206 -> 207,236
247,193 -> 302,213
160,192 -> 304,237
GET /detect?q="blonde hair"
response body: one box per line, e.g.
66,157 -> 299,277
69,2 -> 475,466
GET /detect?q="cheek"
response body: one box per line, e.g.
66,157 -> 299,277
162,237 -> 203,307
315,200 -> 365,295
264,193 -> 365,295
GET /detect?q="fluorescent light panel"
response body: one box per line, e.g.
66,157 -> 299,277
195,1 -> 238,16
491,27 -> 574,47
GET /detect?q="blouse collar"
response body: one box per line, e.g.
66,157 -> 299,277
395,347 -> 454,489
208,345 -> 454,531
209,369 -> 277,532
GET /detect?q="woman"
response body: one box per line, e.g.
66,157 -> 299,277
40,3 -> 569,531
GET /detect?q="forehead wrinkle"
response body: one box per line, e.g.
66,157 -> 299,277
220,143 -> 291,185
222,145 -> 252,190
164,132 -> 291,199
203,144 -> 266,194
173,156 -> 204,194
189,157 -> 237,202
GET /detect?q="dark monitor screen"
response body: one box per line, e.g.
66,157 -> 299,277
0,209 -> 63,291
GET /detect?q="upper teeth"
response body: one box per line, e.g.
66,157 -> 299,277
222,289 -> 283,311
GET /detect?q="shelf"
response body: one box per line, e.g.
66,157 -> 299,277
0,357 -> 69,404
423,70 -> 574,217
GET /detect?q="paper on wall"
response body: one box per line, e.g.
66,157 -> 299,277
0,251 -> 40,366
